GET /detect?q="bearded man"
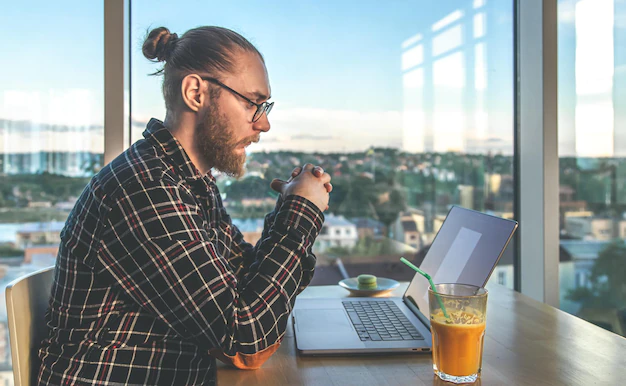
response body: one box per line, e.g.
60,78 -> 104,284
37,26 -> 331,386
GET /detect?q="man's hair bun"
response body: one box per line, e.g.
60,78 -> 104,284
142,27 -> 178,62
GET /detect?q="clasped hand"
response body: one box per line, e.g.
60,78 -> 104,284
270,163 -> 332,211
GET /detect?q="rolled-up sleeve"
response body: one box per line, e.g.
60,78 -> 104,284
95,178 -> 323,369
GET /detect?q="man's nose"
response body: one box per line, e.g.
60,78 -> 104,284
253,111 -> 270,132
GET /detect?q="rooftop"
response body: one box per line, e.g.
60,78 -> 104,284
17,221 -> 65,233
323,214 -> 355,227
560,240 -> 611,260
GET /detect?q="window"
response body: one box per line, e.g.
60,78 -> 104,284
498,271 -> 506,286
558,0 -> 626,337
576,271 -> 587,288
0,0 -> 104,379
131,0 -> 515,287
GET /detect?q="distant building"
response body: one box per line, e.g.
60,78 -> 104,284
399,220 -> 422,250
15,221 -> 65,248
1,151 -> 102,177
560,240 -> 611,289
314,215 -> 358,253
349,217 -> 385,240
24,245 -> 58,266
391,209 -> 426,245
564,215 -> 626,240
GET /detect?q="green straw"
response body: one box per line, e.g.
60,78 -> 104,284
400,257 -> 450,320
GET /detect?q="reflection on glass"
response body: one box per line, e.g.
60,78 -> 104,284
0,1 -> 104,381
558,0 -> 626,337
131,0 -> 515,293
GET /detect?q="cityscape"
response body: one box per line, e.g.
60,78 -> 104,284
1,0 -> 626,383
1,141 -> 625,352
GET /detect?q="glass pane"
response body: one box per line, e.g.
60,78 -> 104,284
0,0 -> 104,377
558,0 -> 626,337
131,0 -> 515,288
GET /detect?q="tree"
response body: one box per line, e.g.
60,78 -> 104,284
372,185 -> 407,237
331,172 -> 407,237
0,245 -> 24,258
223,176 -> 271,200
334,175 -> 379,219
566,240 -> 626,309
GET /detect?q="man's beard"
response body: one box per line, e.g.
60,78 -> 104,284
196,104 -> 258,178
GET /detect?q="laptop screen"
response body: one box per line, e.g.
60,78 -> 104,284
403,206 -> 517,316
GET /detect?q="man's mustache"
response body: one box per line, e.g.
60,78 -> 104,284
235,135 -> 260,146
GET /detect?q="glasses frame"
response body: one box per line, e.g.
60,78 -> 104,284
201,76 -> 273,123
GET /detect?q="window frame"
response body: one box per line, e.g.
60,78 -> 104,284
104,0 -> 131,165
515,0 -> 560,306
105,0 -> 562,305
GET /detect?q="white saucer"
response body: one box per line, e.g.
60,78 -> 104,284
338,277 -> 400,297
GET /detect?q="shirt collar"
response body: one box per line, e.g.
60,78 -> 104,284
143,118 -> 215,184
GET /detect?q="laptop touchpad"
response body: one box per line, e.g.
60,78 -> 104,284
295,309 -> 353,332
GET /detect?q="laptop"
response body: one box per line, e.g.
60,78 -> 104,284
293,206 -> 518,355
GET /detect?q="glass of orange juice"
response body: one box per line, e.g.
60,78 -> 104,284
428,283 -> 487,384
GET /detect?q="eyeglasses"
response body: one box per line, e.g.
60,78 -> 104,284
201,77 -> 274,123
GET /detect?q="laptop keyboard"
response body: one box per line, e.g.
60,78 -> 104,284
342,300 -> 424,341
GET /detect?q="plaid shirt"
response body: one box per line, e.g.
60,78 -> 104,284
38,118 -> 323,386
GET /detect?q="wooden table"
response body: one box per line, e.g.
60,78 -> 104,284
217,283 -> 626,385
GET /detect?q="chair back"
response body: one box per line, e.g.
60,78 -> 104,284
6,267 -> 55,386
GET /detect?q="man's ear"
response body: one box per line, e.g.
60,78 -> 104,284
180,74 -> 207,112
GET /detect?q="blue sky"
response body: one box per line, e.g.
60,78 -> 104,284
130,0 -> 515,153
0,0 -> 516,153
130,0 -> 510,113
8,1 -> 620,156
0,1 -> 103,91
